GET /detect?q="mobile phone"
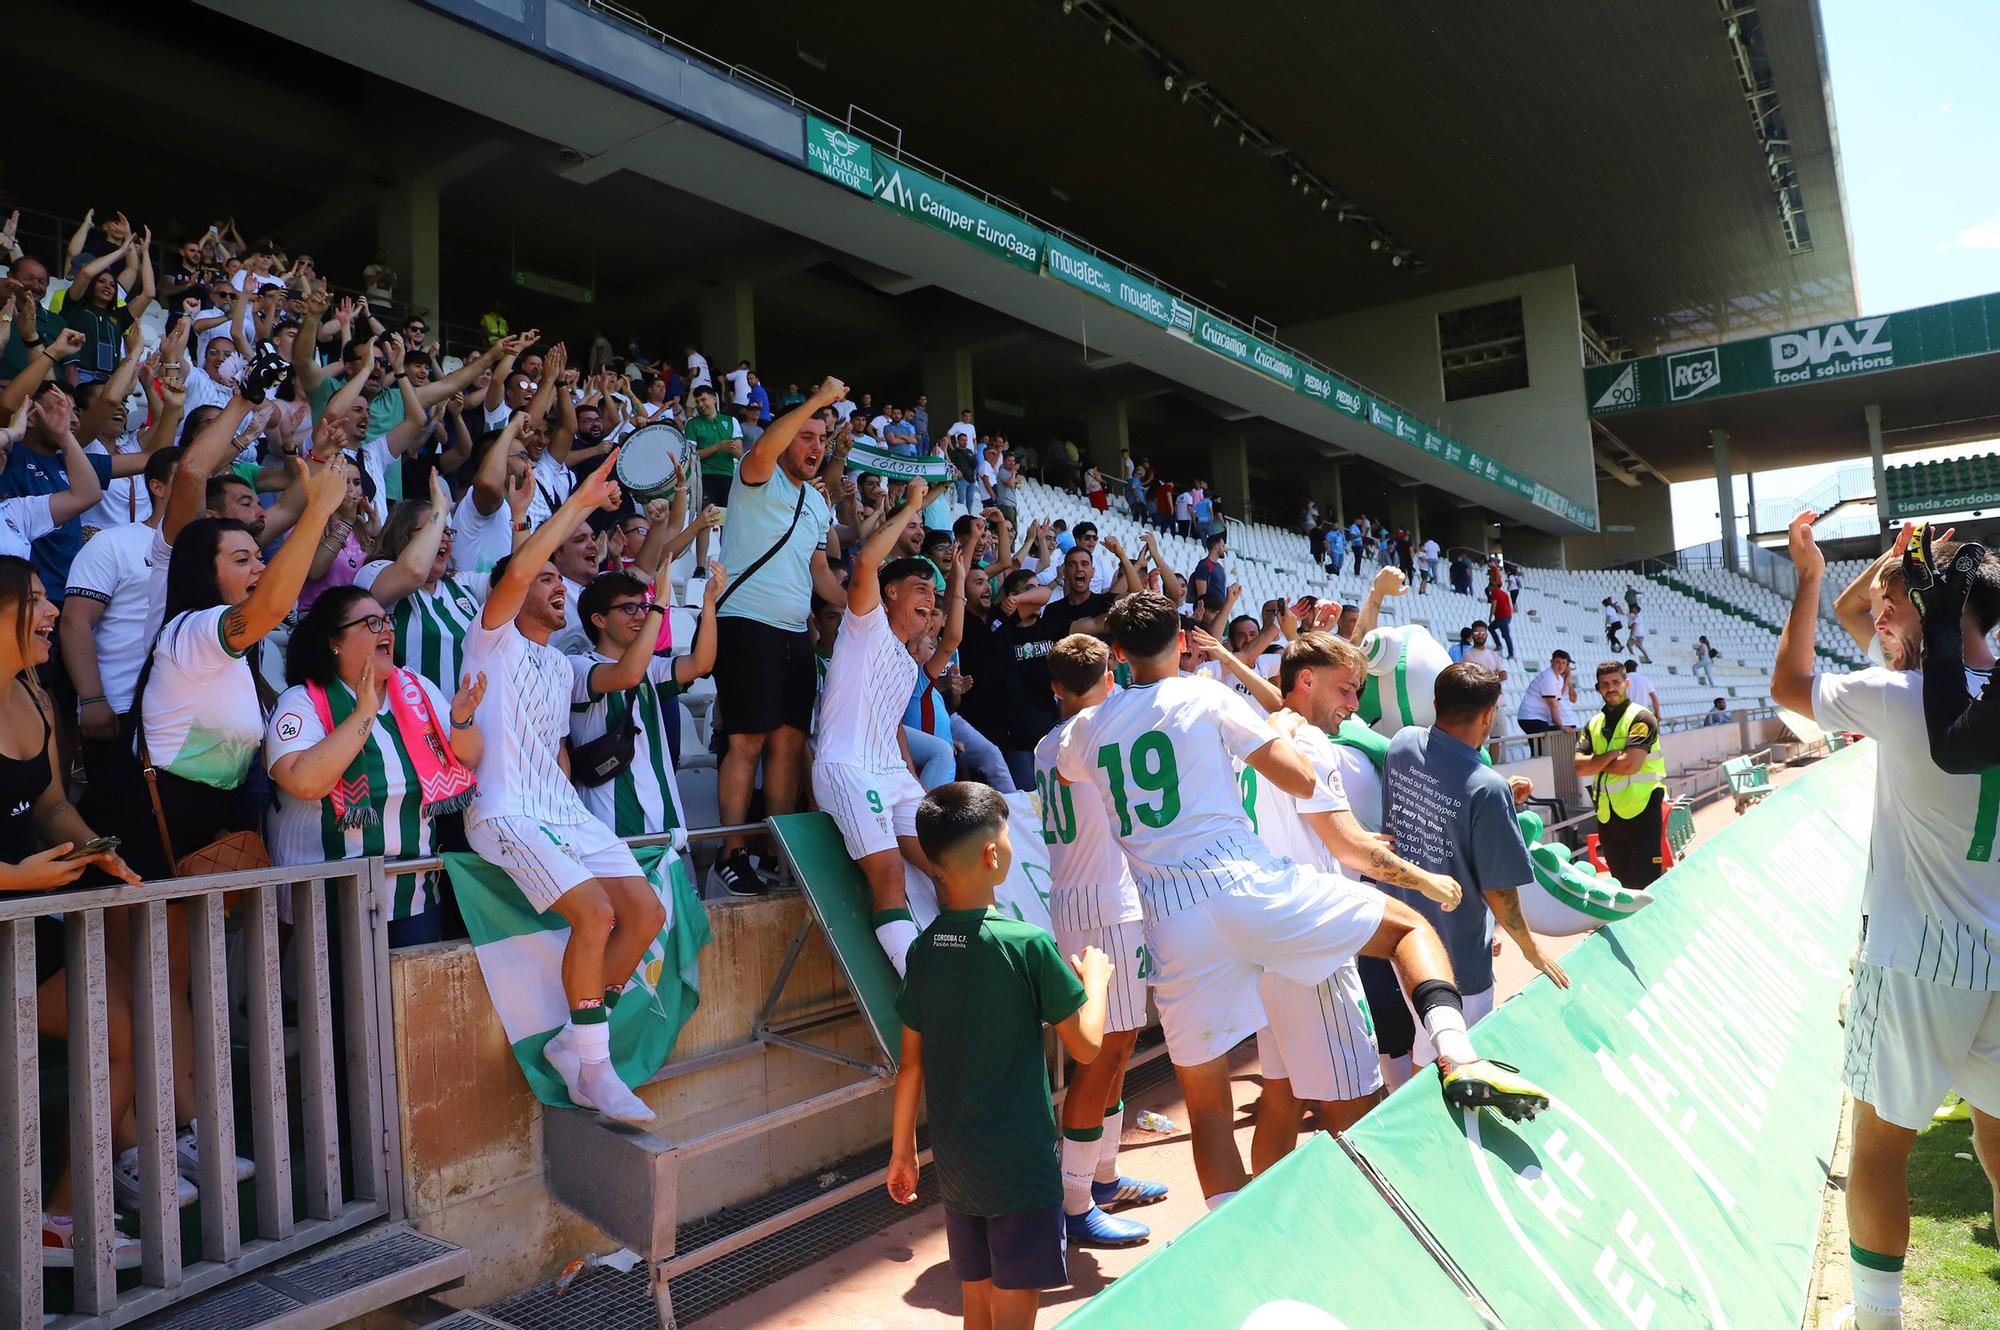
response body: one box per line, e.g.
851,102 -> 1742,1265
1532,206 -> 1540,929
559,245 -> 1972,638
59,836 -> 120,862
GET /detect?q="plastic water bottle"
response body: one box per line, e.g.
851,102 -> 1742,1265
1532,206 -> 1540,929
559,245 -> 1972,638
1135,1110 -> 1176,1134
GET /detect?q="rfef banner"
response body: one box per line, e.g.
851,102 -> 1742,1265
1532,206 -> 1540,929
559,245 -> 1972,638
1068,743 -> 1875,1329
1347,743 -> 1871,1329
1063,1133 -> 1489,1330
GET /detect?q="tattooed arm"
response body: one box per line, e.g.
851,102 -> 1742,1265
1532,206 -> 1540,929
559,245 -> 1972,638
1305,808 -> 1462,910
1482,886 -> 1570,988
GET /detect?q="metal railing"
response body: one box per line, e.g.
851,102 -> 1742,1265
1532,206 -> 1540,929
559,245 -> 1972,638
4,860 -> 399,1328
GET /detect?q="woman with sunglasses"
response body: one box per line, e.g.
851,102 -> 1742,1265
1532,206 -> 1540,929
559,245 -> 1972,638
266,586 -> 486,946
354,470 -> 490,697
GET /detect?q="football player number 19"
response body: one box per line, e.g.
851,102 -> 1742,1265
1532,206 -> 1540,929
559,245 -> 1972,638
1097,730 -> 1182,835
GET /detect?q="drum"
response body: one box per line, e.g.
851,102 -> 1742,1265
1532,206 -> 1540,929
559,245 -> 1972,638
615,422 -> 698,505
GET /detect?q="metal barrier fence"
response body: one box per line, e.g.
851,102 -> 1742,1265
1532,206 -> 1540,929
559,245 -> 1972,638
3,860 -> 400,1328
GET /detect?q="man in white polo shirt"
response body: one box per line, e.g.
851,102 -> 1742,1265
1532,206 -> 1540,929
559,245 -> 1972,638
1772,511 -> 2000,1330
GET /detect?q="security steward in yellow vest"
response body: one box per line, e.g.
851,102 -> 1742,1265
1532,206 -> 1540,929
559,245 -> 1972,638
1574,660 -> 1668,888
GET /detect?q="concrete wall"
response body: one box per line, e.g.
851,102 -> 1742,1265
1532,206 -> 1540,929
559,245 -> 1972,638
1286,265 -> 1598,522
390,894 -> 891,1306
1563,478 -> 1676,568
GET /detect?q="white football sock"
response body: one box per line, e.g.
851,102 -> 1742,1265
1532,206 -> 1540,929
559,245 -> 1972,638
1419,1005 -> 1477,1067
874,918 -> 920,977
1095,1103 -> 1124,1183
1204,1190 -> 1238,1211
1848,1247 -> 1904,1329
571,1018 -> 611,1064
1060,1132 -> 1100,1216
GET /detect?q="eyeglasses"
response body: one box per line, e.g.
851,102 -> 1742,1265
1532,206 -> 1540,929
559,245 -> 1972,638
608,602 -> 652,618
337,613 -> 393,635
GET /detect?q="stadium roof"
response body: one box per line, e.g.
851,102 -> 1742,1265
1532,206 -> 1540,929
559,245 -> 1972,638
637,0 -> 1858,357
1585,292 -> 2000,482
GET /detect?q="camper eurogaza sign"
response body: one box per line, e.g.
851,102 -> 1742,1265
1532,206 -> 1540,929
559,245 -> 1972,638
1587,291 -> 2000,414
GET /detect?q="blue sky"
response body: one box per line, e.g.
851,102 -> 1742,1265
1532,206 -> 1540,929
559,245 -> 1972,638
1666,0 -> 2000,547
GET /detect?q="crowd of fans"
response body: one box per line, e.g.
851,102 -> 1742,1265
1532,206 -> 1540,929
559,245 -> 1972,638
0,198 -> 1798,1302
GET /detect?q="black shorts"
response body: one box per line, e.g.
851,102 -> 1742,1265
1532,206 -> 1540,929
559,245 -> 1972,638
1598,788 -> 1667,889
1518,718 -> 1557,736
942,1203 -> 1067,1290
701,472 -> 734,509
713,616 -> 816,737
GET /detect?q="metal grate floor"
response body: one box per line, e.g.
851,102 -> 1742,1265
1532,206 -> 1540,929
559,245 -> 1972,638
479,1034 -> 1177,1329
485,1137 -> 941,1329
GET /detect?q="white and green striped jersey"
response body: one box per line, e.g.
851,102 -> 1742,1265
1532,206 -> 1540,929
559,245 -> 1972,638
567,652 -> 689,841
264,676 -> 452,920
1054,674 -> 1284,920
1032,725 -> 1143,933
355,562 -> 488,697
1238,723 -> 1349,875
1357,623 -> 1453,736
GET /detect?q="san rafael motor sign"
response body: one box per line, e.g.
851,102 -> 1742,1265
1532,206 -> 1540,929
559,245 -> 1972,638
804,116 -> 875,195
1587,290 -> 2000,414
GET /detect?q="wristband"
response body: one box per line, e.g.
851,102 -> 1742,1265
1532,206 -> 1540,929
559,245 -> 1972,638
452,716 -> 475,730
513,519 -> 531,532
78,695 -> 106,707
20,334 -> 41,349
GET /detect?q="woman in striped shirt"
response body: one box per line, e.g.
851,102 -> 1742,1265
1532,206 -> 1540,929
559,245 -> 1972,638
355,471 -> 491,697
266,586 -> 486,945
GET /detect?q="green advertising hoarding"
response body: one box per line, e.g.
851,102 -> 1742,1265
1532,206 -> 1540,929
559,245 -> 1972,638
1067,744 -> 1873,1328
871,160 -> 1045,272
793,123 -> 1599,529
803,115 -> 875,196
1586,291 -> 2000,415
1347,745 -> 1872,1330
1063,1133 -> 1489,1330
1043,235 -> 1185,331
1193,311 -> 1302,390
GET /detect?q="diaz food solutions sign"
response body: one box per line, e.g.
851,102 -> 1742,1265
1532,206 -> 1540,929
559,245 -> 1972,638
1586,292 -> 2000,415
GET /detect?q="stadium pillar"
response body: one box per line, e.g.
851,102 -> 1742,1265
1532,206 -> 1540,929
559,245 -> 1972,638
924,348 -> 975,426
1389,488 -> 1421,543
1085,400 -> 1129,467
1328,462 -> 1346,530
1866,403 -> 1889,552
699,282 -> 756,368
377,178 -> 440,323
1712,427 -> 1740,573
1211,433 -> 1252,523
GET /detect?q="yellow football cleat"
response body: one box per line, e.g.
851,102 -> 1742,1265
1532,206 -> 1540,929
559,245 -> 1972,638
1441,1059 -> 1552,1122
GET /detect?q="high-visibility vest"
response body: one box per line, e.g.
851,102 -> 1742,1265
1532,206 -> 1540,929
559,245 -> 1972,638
1586,705 -> 1666,821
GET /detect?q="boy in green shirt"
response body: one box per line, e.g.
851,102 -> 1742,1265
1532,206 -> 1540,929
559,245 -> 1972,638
887,782 -> 1112,1329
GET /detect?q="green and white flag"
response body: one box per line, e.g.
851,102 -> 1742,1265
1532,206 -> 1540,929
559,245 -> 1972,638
446,844 -> 712,1108
843,439 -> 957,483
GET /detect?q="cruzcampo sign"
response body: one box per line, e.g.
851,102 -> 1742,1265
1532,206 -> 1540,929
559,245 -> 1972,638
872,161 -> 1044,271
1586,290 -> 2000,414
804,115 -> 874,195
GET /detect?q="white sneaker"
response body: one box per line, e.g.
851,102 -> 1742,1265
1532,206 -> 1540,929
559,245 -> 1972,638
41,1214 -> 142,1270
176,1122 -> 255,1184
114,1147 -> 198,1209
573,1059 -> 656,1125
543,1026 -> 584,1102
